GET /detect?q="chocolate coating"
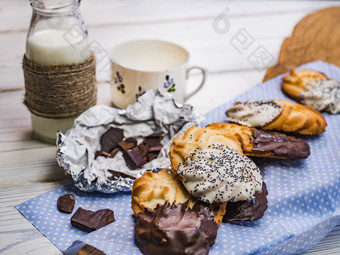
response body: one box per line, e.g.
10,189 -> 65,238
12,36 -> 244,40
134,201 -> 218,255
251,129 -> 310,158
223,182 -> 268,222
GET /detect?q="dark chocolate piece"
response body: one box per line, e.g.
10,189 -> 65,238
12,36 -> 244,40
251,129 -> 310,159
57,194 -> 75,213
123,147 -> 146,170
118,137 -> 138,151
70,207 -> 115,232
222,182 -> 268,222
80,244 -> 105,255
148,144 -> 163,152
95,147 -> 120,159
138,143 -> 149,161
95,150 -> 109,159
108,169 -> 136,181
98,130 -> 164,170
143,134 -> 163,152
134,201 -> 218,255
147,152 -> 159,161
109,147 -> 120,158
100,127 -> 124,153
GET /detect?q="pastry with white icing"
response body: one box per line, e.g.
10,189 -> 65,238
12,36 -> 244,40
169,124 -> 270,222
177,144 -> 262,204
169,125 -> 264,204
282,69 -> 340,114
225,100 -> 327,135
226,100 -> 282,127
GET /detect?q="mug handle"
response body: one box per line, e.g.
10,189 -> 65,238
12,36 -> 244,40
185,66 -> 207,101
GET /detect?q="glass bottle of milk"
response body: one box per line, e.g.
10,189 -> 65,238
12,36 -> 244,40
25,0 -> 93,144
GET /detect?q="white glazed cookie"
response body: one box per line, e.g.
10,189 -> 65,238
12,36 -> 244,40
299,79 -> 340,114
225,100 -> 282,127
282,69 -> 340,114
177,144 -> 262,204
225,100 -> 327,135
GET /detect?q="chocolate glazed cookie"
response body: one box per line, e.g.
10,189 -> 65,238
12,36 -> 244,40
204,123 -> 310,160
223,182 -> 268,223
134,201 -> 218,255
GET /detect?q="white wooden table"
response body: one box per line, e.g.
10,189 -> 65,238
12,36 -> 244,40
1,1 -> 340,254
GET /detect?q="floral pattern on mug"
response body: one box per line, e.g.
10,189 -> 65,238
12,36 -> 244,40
114,71 -> 125,94
136,86 -> 146,100
163,75 -> 176,93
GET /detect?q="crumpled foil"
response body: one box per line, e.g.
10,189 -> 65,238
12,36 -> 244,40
56,89 -> 204,193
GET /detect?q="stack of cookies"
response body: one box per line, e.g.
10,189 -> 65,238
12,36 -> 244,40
130,69 -> 334,254
130,122 -> 316,254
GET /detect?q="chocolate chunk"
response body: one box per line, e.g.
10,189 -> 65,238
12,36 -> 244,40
118,137 -> 138,151
108,169 -> 136,181
109,147 -> 121,158
147,152 -> 160,161
138,143 -> 149,161
251,129 -> 310,159
100,127 -> 124,153
57,194 -> 75,213
79,244 -> 105,255
71,207 -> 115,232
134,201 -> 218,255
95,147 -> 120,159
222,182 -> 268,222
143,134 -> 163,152
98,130 -> 164,170
148,144 -> 163,152
123,147 -> 146,170
95,150 -> 110,159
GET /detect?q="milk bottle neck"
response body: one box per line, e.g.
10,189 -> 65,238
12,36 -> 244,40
30,0 -> 80,15
26,0 -> 90,65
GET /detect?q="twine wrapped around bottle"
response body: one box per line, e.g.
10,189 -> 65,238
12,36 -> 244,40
22,53 -> 97,119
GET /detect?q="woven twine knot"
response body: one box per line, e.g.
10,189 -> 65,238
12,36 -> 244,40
22,53 -> 97,119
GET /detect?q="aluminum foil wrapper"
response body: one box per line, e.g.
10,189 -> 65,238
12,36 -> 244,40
56,89 -> 204,193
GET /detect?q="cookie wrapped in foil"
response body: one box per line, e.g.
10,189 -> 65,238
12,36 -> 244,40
56,89 -> 204,193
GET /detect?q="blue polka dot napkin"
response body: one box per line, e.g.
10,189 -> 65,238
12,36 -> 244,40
16,61 -> 340,254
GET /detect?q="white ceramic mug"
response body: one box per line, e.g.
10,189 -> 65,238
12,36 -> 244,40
110,39 -> 206,109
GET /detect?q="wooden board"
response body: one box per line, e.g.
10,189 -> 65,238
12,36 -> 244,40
264,6 -> 340,81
